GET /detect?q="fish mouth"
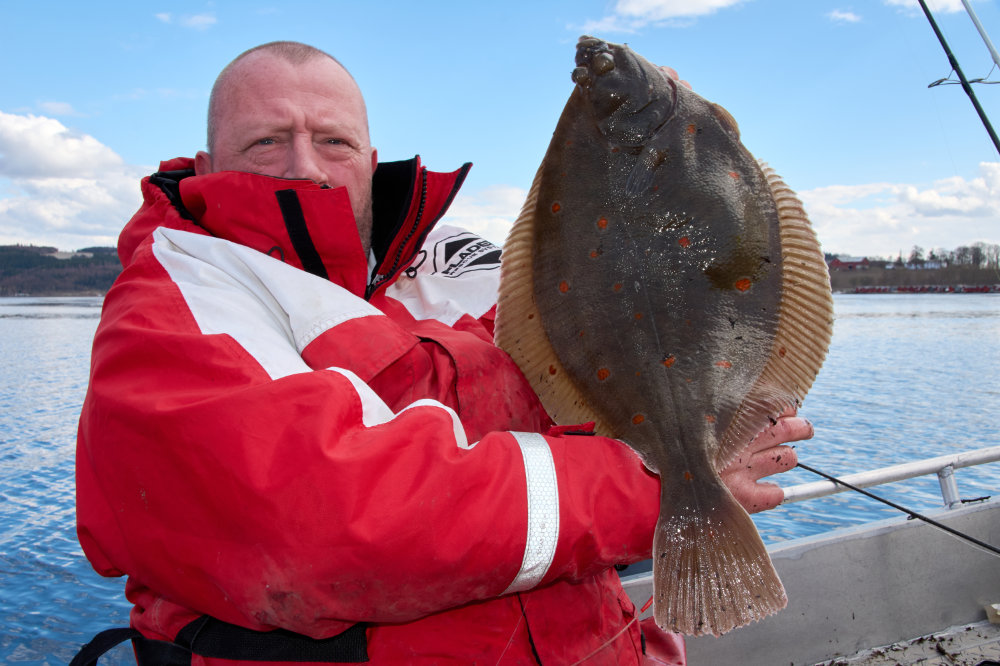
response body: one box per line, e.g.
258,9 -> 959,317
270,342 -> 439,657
572,35 -> 616,88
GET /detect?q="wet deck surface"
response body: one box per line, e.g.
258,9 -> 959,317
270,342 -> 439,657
817,621 -> 1000,666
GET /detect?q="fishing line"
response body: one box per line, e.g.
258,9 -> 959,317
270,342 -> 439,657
795,462 -> 1000,558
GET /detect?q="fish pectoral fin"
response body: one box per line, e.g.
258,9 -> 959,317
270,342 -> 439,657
625,144 -> 668,197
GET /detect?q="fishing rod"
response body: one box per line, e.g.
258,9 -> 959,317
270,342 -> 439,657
961,0 -> 1000,70
795,461 -> 1000,557
917,0 -> 1000,156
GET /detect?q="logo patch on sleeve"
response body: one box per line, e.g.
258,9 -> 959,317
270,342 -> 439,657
430,232 -> 502,278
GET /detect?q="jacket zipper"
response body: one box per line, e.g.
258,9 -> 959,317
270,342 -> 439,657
366,167 -> 428,300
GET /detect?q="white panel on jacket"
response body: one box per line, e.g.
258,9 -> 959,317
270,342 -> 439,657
386,225 -> 502,326
151,227 -> 471,449
152,227 -> 383,380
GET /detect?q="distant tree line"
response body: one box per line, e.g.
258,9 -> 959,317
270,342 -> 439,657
904,242 -> 1000,269
864,242 -> 1000,269
825,242 -> 1000,293
0,245 -> 120,296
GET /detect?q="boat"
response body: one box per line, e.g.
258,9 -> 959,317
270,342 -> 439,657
619,446 -> 1000,665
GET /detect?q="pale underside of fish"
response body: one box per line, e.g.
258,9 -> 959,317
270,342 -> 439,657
495,36 -> 834,636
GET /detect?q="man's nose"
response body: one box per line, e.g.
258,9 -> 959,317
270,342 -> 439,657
285,138 -> 328,185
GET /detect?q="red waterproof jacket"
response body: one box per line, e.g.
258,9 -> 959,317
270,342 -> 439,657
76,156 -> 677,665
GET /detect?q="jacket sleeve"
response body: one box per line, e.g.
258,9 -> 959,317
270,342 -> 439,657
76,228 -> 661,637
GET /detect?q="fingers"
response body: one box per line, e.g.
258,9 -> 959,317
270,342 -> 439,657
658,65 -> 692,90
745,444 -> 798,479
747,416 -> 813,454
734,480 -> 785,514
720,415 -> 813,513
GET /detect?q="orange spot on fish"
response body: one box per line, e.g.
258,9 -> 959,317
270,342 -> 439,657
613,282 -> 623,292
548,365 -> 557,375
597,217 -> 609,230
662,355 -> 676,368
728,171 -> 740,179
678,236 -> 691,248
597,368 -> 610,381
686,124 -> 697,134
715,360 -> 732,369
527,313 -> 534,319
551,202 -> 561,213
590,250 -> 599,258
705,415 -> 717,424
684,471 -> 694,481
734,278 -> 752,292
778,346 -> 787,358
634,312 -> 643,320
559,281 -> 570,293
632,414 -> 645,425
612,147 -> 620,153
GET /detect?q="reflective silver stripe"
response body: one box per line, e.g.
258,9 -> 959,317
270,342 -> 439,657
502,432 -> 560,594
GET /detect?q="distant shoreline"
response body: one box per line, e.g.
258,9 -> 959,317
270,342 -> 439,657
829,265 -> 999,295
842,285 -> 999,294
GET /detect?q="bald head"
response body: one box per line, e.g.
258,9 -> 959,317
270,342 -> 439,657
195,41 -> 379,255
206,41 -> 367,154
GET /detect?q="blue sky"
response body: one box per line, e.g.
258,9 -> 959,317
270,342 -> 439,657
1,0 -> 998,258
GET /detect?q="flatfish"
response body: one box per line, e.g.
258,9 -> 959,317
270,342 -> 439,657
495,36 -> 834,636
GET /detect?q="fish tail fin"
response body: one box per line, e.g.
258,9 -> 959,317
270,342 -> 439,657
651,483 -> 786,636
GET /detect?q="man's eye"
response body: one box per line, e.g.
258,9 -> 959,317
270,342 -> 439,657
257,138 -> 276,146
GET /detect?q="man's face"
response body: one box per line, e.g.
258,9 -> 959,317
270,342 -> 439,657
195,52 -> 378,254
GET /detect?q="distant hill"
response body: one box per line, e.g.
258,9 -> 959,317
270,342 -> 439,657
0,245 -> 121,296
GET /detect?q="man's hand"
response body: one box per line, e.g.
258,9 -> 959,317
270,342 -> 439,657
720,413 -> 812,514
659,65 -> 692,90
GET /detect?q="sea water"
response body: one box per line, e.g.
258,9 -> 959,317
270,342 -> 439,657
1,294 -> 998,664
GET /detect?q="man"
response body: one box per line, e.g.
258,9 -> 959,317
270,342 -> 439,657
75,41 -> 809,665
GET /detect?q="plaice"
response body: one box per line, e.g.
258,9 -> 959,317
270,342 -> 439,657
495,36 -> 834,636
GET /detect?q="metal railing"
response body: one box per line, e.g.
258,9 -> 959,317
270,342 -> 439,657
782,445 -> 1000,508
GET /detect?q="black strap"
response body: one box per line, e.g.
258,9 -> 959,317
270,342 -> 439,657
275,189 -> 330,280
177,616 -> 368,662
70,618 -> 368,664
69,627 -> 141,666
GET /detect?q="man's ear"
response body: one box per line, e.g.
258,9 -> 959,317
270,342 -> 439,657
370,147 -> 378,172
194,151 -> 213,176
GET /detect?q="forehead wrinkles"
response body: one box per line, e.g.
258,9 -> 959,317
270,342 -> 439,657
214,54 -> 371,142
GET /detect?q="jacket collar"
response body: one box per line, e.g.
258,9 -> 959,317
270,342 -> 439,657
118,156 -> 471,300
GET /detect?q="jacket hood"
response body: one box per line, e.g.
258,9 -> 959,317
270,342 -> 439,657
118,156 -> 471,299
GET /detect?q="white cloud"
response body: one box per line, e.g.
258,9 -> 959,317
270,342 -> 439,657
579,0 -> 744,33
154,11 -> 217,30
800,162 -> 1000,258
0,111 -> 147,250
827,10 -> 862,23
0,111 -> 123,178
444,185 -> 528,247
884,0 -> 974,13
180,13 -> 217,30
37,101 -> 80,116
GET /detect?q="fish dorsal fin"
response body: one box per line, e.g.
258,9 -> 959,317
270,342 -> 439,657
495,165 -> 607,431
715,162 -> 835,470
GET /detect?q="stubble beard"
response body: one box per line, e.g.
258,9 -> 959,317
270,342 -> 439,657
355,188 -> 374,259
